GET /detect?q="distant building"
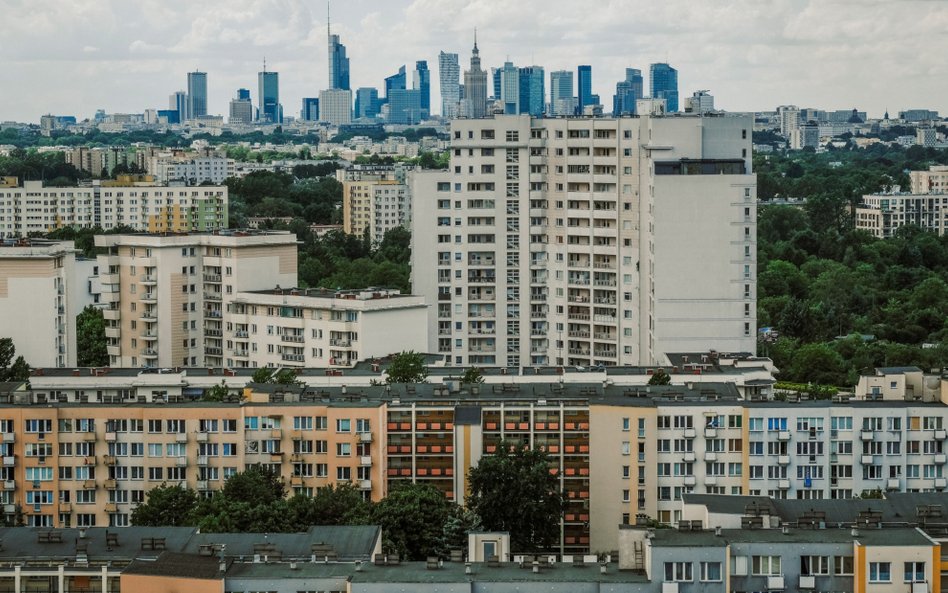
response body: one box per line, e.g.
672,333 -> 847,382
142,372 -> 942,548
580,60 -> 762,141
499,62 -> 519,114
856,192 -> 948,238
910,165 -> 948,194
613,68 -> 643,116
917,126 -> 937,147
439,51 -> 460,118
577,65 -> 593,114
790,121 -> 819,150
354,87 -> 381,120
319,89 -> 352,125
649,63 -> 678,112
550,70 -> 576,116
301,97 -> 320,122
413,60 -> 430,115
777,105 -> 801,137
384,66 -> 407,100
229,89 -> 254,124
149,156 -> 235,185
169,90 -> 188,121
328,34 -> 350,90
387,89 -> 424,125
0,239 -> 79,367
63,146 -> 129,177
339,164 -> 411,242
518,66 -> 545,117
461,34 -> 488,118
187,71 -> 208,119
684,90 -> 715,114
257,69 -> 282,124
899,109 -> 939,122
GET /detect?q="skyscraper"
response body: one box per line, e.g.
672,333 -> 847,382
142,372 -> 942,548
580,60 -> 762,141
327,4 -> 350,92
577,65 -> 592,114
518,66 -> 545,117
319,89 -> 352,125
354,87 -> 380,119
229,89 -> 254,124
301,98 -> 320,122
187,71 -> 208,119
385,66 -> 407,100
170,91 -> 188,121
650,63 -> 679,113
439,52 -> 460,119
613,68 -> 643,116
462,33 -> 488,119
413,61 -> 430,114
549,71 -> 575,116
257,69 -> 281,124
499,62 -> 519,115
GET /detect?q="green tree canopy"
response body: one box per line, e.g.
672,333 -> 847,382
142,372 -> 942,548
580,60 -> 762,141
467,441 -> 567,553
386,351 -> 428,384
130,484 -> 199,526
76,306 -> 108,367
372,482 -> 455,560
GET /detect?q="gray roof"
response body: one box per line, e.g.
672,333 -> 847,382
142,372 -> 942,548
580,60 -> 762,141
878,366 -> 923,374
349,561 -> 647,584
648,526 -> 932,547
123,552 -> 224,579
185,526 -> 381,561
0,526 -> 197,561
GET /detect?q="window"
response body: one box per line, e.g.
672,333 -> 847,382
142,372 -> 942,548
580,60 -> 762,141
663,562 -> 692,582
833,555 -> 854,575
904,562 -> 925,583
700,561 -> 722,582
336,418 -> 351,433
869,562 -> 891,583
801,556 -> 829,576
752,555 -> 781,576
336,443 -> 351,457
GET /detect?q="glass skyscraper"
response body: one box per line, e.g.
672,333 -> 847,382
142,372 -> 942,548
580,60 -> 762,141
385,66 -> 407,100
257,70 -> 281,124
518,66 -> 545,117
577,65 -> 592,114
355,87 -> 381,119
499,62 -> 519,114
328,34 -> 350,91
550,70 -> 575,116
650,63 -> 679,112
439,52 -> 460,119
613,68 -> 643,116
413,61 -> 430,114
187,71 -> 207,119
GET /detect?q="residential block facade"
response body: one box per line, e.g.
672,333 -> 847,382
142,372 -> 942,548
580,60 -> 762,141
855,193 -> 948,238
0,180 -> 228,237
411,113 -> 756,368
338,165 -> 411,243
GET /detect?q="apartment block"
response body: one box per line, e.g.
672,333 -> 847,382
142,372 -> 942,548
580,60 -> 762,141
63,147 -> 129,177
339,165 -> 412,243
0,239 -> 79,367
911,165 -> 948,194
148,156 -> 236,185
0,179 -> 228,237
94,232 -> 297,368
411,113 -> 756,368
224,287 -> 427,368
855,193 -> 948,238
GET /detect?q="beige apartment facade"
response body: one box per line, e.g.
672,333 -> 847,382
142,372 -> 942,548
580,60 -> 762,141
95,232 -> 298,368
339,165 -> 411,243
0,240 -> 79,367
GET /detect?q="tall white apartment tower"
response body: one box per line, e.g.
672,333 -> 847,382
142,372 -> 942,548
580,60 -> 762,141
411,114 -> 757,367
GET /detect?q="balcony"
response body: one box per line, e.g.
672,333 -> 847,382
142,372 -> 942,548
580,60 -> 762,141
936,454 -> 947,464
704,452 -> 717,462
359,479 -> 372,491
704,428 -> 717,438
176,433 -> 188,443
329,339 -> 352,348
203,292 -> 222,302
360,456 -> 373,467
103,309 -> 121,321
359,432 -> 374,443
887,478 -> 901,489
661,583 -> 679,593
176,456 -> 188,467
196,432 -> 209,443
140,293 -> 158,304
861,455 -> 875,465
683,428 -> 696,439
206,347 -> 223,356
205,329 -> 222,337
198,456 -> 209,466
141,275 -> 157,285
861,430 -> 875,441
778,479 -> 790,490
105,479 -> 117,489
58,502 -> 72,513
142,332 -> 158,341
2,480 -> 14,490
937,478 -> 948,489
104,327 -> 121,339
203,274 -> 222,283
767,575 -> 785,590
281,335 -> 305,343
197,480 -> 209,490
82,480 -> 96,489
103,455 -> 117,466
282,354 -> 305,363
683,476 -> 696,486
777,455 -> 790,466
937,429 -> 948,440
2,433 -> 13,443
683,452 -> 696,462
2,456 -> 14,467
777,431 -> 790,441
142,349 -> 158,359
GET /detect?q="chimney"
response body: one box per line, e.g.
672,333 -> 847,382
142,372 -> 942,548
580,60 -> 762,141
532,560 -> 539,573
714,526 -> 722,536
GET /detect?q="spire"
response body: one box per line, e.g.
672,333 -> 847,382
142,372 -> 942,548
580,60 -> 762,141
473,28 -> 478,52
262,56 -> 266,73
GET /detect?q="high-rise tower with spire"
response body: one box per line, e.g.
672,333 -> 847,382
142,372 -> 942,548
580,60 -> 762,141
462,30 -> 488,118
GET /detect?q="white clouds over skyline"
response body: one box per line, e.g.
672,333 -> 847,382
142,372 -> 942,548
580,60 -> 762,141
0,0 -> 945,122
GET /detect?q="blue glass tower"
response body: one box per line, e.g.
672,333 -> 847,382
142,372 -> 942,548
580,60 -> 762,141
518,66 -> 545,117
301,98 -> 319,121
613,68 -> 643,115
355,87 -> 381,119
577,65 -> 592,114
414,61 -> 430,114
650,63 -> 678,112
257,70 -> 281,123
385,66 -> 407,100
328,34 -> 350,91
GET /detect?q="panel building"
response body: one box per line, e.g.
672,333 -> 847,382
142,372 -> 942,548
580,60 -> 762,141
411,113 -> 756,368
339,165 -> 411,243
0,240 -> 79,368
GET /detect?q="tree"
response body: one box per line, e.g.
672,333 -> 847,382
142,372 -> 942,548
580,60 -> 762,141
203,380 -> 229,402
5,357 -> 29,383
287,484 -> 372,527
372,482 -> 456,560
460,367 -> 485,384
467,441 -> 567,553
0,338 -> 29,382
131,484 -> 198,526
76,306 -> 108,367
251,367 -> 275,383
386,351 -> 428,384
220,466 -> 285,505
647,369 -> 671,386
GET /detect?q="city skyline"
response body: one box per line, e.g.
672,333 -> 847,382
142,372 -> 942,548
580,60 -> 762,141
1,0 -> 946,122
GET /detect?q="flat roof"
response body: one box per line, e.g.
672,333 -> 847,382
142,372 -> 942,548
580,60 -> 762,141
348,561 -> 646,584
646,526 -> 932,547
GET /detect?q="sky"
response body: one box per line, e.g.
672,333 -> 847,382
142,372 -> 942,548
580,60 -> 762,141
1,0 -> 946,123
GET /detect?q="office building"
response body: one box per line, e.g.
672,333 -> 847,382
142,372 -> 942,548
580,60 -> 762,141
169,91 -> 188,122
684,90 -> 715,114
789,121 -> 820,150
411,113 -> 756,367
917,126 -> 937,147
498,62 -> 519,115
899,109 -> 939,122
301,97 -> 320,122
577,65 -> 593,114
777,105 -> 801,137
384,66 -> 407,101
328,34 -> 350,91
387,89 -> 424,125
439,51 -> 461,119
257,69 -> 281,124
649,63 -> 678,112
855,192 -> 948,238
613,68 -> 644,116
550,70 -> 576,116
413,60 -> 431,114
94,232 -> 298,369
339,165 -> 411,242
354,87 -> 380,120
0,239 -> 78,368
518,66 -> 545,117
461,35 -> 488,119
318,89 -> 352,125
228,89 -> 254,124
0,180 -> 228,237
187,71 -> 208,119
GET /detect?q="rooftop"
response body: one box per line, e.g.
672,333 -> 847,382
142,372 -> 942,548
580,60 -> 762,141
644,526 -> 933,547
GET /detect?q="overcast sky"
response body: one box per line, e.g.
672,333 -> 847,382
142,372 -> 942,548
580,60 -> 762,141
2,0 -> 946,123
